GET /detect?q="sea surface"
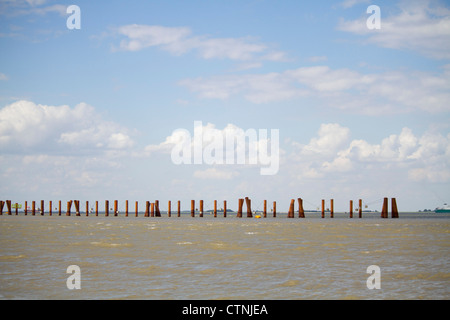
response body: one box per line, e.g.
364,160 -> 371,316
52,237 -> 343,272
0,212 -> 449,300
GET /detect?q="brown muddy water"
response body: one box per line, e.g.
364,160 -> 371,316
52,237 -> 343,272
0,213 -> 449,299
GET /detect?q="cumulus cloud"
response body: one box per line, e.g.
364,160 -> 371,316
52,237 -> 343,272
0,100 -> 134,154
338,0 -> 450,60
180,64 -> 450,114
289,124 -> 450,183
114,24 -> 288,63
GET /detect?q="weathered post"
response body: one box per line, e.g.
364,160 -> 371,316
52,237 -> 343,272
155,200 -> 161,217
151,202 -> 155,217
330,199 -> 334,218
0,200 -> 3,215
168,200 -> 171,217
125,200 -> 129,217
41,200 -> 44,216
114,200 -> 118,217
191,200 -> 195,217
359,199 -> 362,218
214,200 -> 217,218
24,201 -> 28,216
298,198 -> 305,218
32,201 -> 36,215
59,200 -> 62,216
86,201 -> 89,216
237,198 -> 244,218
223,200 -> 227,218
95,201 -> 98,216
6,200 -> 11,215
177,200 -> 181,217
321,199 -> 325,218
245,197 -> 252,218
145,201 -> 150,217
49,201 -> 52,216
105,200 -> 109,217
392,198 -> 399,218
273,201 -> 276,218
381,198 -> 388,218
15,202 -> 19,215
66,200 -> 72,216
74,200 -> 80,216
288,199 -> 295,218
199,200 -> 204,217
349,200 -> 353,219
135,201 -> 138,217
263,200 -> 267,218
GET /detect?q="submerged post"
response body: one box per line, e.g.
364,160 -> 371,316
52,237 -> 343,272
223,200 -> 227,218
298,198 -> 305,218
349,200 -> 353,219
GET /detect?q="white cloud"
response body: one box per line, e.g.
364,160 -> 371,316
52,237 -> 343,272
180,64 -> 450,114
338,0 -> 450,59
115,24 -> 288,63
0,73 -> 8,81
0,100 -> 134,154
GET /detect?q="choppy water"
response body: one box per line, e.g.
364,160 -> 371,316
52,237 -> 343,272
0,213 -> 449,300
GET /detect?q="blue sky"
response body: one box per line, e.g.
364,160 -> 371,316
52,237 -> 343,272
1,0 -> 449,212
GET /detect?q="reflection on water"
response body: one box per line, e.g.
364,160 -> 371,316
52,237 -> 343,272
0,213 -> 449,299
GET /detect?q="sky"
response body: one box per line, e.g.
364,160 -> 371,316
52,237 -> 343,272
0,0 -> 449,212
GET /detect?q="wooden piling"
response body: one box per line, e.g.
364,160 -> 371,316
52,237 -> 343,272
199,200 -> 204,217
214,200 -> 217,218
49,201 -> 52,216
32,201 -> 36,216
114,200 -> 118,217
59,200 -> 61,216
288,199 -> 295,218
168,200 -> 171,217
0,200 -> 3,215
237,198 -> 244,218
125,200 -> 128,217
191,200 -> 195,217
263,200 -> 267,218
330,199 -> 334,218
95,201 -> 98,216
381,197 -> 388,218
105,200 -> 109,217
41,200 -> 44,216
223,200 -> 227,218
321,199 -> 325,218
151,202 -> 155,217
177,200 -> 180,217
349,200 -> 353,218
24,201 -> 27,215
245,197 -> 252,218
145,201 -> 149,217
155,200 -> 161,217
15,202 -> 18,215
359,199 -> 362,218
74,200 -> 80,216
66,200 -> 72,216
86,201 -> 89,216
135,201 -> 138,217
391,198 -> 399,218
298,198 -> 305,218
273,201 -> 276,218
6,200 -> 11,215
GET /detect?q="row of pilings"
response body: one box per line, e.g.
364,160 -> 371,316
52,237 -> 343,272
0,198 -> 399,218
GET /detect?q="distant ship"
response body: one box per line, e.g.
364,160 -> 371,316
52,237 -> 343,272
434,204 -> 450,213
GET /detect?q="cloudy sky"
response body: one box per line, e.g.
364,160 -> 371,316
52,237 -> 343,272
1,0 -> 449,212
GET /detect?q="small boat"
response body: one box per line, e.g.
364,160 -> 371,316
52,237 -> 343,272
434,203 -> 450,213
